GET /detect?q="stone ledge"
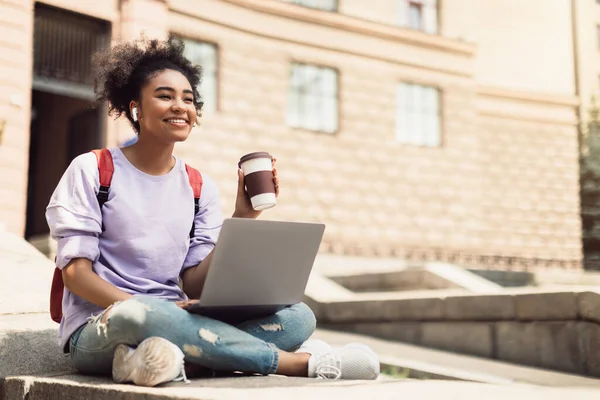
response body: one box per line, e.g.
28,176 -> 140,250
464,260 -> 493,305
578,291 -> 600,323
0,230 -> 54,316
0,314 -> 73,379
314,289 -> 598,324
313,329 -> 600,387
314,290 -> 600,377
515,292 -> 578,321
322,320 -> 600,377
221,0 -> 476,56
0,376 -> 31,400
0,375 -> 386,400
5,375 -> 600,400
421,322 -> 493,358
319,297 -> 444,323
444,294 -> 515,320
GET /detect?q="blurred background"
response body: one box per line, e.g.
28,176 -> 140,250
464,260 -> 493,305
0,0 -> 597,273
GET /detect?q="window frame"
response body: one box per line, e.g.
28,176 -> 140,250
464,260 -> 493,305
408,1 -> 424,30
286,61 -> 340,135
395,81 -> 443,147
175,35 -> 220,114
399,0 -> 439,34
288,0 -> 338,12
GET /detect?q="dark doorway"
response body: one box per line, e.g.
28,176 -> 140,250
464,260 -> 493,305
25,4 -> 110,242
25,92 -> 103,239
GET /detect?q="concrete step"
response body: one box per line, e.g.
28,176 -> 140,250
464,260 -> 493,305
0,313 -> 73,378
0,230 -> 53,315
3,312 -> 600,387
3,372 -> 600,400
312,329 -> 600,387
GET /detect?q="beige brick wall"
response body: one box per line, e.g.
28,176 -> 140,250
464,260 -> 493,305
339,0 -> 398,26
120,0 -> 168,41
335,0 -> 576,94
465,0 -> 575,94
169,0 -> 582,267
0,0 -> 34,235
0,0 -> 584,269
477,112 -> 581,264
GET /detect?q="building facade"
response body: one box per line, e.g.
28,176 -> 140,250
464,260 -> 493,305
573,0 -> 600,131
0,0 -> 584,269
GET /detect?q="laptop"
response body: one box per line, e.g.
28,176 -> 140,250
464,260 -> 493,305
186,218 -> 325,321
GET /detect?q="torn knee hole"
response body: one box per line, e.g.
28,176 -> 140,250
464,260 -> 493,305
260,323 -> 283,332
183,344 -> 203,357
100,305 -> 115,324
198,329 -> 219,344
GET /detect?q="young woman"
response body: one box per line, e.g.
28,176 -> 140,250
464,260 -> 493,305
46,37 -> 379,387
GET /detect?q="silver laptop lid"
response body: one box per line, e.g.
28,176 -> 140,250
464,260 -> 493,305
199,218 -> 325,307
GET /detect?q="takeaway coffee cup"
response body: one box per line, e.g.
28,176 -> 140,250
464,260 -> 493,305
238,152 -> 276,211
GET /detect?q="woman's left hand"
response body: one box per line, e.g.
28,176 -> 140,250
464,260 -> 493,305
232,158 -> 279,219
174,299 -> 199,310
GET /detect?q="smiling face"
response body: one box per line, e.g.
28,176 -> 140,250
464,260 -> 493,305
132,69 -> 198,143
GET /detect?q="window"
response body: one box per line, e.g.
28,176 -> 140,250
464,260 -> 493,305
396,83 -> 441,147
399,0 -> 438,34
181,38 -> 218,113
408,2 -> 423,30
286,0 -> 338,12
287,63 -> 338,133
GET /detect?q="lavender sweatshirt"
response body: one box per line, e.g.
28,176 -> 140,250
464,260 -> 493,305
46,148 -> 223,350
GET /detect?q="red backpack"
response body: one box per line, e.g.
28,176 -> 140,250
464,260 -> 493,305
49,148 -> 203,323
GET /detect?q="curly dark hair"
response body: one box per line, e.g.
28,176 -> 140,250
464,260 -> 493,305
92,36 -> 203,132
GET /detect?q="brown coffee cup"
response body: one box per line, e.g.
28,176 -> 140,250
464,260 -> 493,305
238,152 -> 276,211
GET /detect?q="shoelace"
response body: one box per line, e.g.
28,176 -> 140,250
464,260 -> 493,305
173,364 -> 190,384
157,342 -> 190,384
169,347 -> 190,384
314,353 -> 342,380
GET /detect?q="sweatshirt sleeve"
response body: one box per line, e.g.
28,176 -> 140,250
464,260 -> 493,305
46,152 -> 103,269
183,174 -> 223,269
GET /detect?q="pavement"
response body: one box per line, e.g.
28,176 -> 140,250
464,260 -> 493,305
3,228 -> 600,399
4,373 -> 600,400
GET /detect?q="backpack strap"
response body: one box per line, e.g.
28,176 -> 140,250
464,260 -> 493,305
50,148 -> 115,324
91,149 -> 114,231
92,149 -> 114,208
49,264 -> 63,323
185,164 -> 203,238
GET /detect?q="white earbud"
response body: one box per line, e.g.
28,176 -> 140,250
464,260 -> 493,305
132,107 -> 138,122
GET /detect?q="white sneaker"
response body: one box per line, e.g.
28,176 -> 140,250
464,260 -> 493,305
308,343 -> 380,380
296,339 -> 331,355
112,337 -> 188,387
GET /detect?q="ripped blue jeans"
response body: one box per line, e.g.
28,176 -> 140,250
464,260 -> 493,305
68,296 -> 316,376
